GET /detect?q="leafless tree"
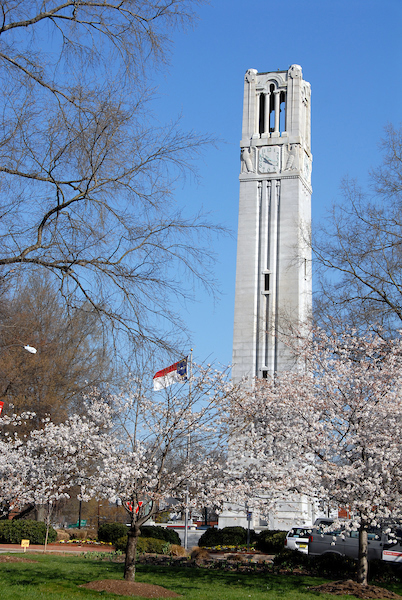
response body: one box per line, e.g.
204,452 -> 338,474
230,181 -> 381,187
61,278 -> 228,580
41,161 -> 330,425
313,124 -> 402,335
0,272 -> 114,428
0,1 -> 220,352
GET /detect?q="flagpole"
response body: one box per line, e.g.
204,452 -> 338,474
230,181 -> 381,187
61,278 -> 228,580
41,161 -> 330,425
184,349 -> 193,551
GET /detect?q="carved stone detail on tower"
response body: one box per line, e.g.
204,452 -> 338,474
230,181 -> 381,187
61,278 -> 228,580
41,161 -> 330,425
283,144 -> 300,172
288,64 -> 302,79
240,146 -> 255,173
245,68 -> 257,83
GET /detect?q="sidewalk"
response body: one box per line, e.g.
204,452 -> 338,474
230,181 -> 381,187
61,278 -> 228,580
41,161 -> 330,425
0,543 -> 116,555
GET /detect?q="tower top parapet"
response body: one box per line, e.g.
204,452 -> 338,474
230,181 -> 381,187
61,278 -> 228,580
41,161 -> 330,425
241,65 -> 311,154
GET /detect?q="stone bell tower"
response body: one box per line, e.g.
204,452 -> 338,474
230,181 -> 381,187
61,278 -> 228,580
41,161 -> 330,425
232,64 -> 312,383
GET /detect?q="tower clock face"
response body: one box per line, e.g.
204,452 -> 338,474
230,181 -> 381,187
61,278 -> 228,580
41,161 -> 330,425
258,146 -> 280,173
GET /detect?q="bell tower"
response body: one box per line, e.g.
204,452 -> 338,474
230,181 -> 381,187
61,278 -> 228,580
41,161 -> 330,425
232,65 -> 312,382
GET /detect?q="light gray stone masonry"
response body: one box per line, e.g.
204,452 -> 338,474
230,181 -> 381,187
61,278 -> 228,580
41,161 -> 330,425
232,65 -> 312,384
221,65 -> 313,530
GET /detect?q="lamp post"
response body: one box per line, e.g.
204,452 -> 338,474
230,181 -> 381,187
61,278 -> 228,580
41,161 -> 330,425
184,349 -> 193,551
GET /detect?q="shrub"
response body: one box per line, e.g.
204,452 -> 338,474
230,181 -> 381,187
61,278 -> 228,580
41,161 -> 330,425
140,525 -> 180,545
255,530 -> 287,553
274,548 -> 402,582
155,510 -> 170,523
0,519 -> 57,544
368,559 -> 401,584
314,552 -> 357,578
55,529 -> 70,542
170,544 -> 188,557
114,535 -> 128,552
198,527 -> 220,547
68,528 -> 96,540
138,537 -> 171,554
198,526 -> 257,547
114,535 -> 171,554
274,549 -> 356,578
273,548 -> 312,570
97,523 -> 128,545
100,523 -> 181,547
191,546 -> 210,560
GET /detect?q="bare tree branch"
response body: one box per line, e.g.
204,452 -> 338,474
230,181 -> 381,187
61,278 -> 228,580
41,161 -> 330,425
313,124 -> 402,335
0,0 -> 222,352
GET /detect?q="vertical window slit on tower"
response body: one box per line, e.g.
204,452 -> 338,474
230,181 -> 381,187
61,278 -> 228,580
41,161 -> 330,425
269,84 -> 275,132
264,273 -> 270,292
258,93 -> 265,135
279,91 -> 286,133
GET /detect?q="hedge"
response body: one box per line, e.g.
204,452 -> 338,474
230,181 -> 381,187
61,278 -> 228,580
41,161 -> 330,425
98,523 -> 180,546
273,548 -> 356,579
114,535 -> 171,554
198,526 -> 257,547
255,530 -> 287,553
97,523 -> 128,545
0,519 -> 57,544
140,525 -> 180,546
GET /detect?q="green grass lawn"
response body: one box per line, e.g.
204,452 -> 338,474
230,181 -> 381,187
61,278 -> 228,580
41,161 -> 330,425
0,553 -> 402,600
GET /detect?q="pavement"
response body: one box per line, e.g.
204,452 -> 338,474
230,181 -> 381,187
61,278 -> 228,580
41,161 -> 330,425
175,529 -> 204,549
0,543 -> 116,555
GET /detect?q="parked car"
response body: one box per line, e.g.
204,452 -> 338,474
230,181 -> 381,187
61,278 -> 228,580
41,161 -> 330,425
308,520 -> 402,561
284,527 -> 311,554
383,541 -> 402,563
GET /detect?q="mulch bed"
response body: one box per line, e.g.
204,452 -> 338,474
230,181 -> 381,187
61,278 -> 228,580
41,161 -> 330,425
309,580 -> 402,599
0,555 -> 37,563
81,580 -> 180,598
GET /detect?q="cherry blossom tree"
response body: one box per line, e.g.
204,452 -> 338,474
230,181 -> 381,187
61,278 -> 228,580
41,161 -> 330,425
91,363 -> 233,581
0,366 -> 234,578
0,396 -> 113,546
228,328 -> 402,586
0,436 -> 29,518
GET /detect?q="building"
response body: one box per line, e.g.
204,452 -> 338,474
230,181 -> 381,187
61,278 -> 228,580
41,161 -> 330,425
232,64 -> 312,384
219,65 -> 314,530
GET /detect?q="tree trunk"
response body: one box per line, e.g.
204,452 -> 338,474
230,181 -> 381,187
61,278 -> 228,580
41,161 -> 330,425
124,524 -> 140,581
44,520 -> 50,553
35,504 -> 46,522
357,524 -> 368,586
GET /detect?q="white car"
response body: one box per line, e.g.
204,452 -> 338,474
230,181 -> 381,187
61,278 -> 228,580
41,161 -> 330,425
284,527 -> 311,554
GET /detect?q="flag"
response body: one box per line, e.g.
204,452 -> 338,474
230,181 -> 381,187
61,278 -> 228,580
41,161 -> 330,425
0,401 -> 3,416
153,357 -> 188,391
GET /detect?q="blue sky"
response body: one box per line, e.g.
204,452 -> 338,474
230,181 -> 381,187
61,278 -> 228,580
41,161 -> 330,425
151,0 -> 402,367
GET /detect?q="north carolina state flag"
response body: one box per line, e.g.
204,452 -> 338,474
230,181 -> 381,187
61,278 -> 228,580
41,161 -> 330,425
153,358 -> 188,391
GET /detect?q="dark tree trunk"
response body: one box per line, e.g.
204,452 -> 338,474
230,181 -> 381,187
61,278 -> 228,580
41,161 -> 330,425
124,523 -> 141,581
35,504 -> 46,522
357,523 -> 368,586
